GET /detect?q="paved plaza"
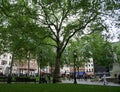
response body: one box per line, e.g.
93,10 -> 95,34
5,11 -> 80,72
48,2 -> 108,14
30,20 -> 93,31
62,79 -> 120,86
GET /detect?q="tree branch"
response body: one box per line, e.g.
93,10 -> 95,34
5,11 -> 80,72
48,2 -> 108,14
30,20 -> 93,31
37,2 -> 58,40
60,12 -> 98,54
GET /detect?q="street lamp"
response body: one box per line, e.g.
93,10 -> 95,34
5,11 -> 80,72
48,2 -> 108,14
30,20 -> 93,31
73,50 -> 77,84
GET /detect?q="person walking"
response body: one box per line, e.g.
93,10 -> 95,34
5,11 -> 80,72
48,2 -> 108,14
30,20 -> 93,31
103,73 -> 108,85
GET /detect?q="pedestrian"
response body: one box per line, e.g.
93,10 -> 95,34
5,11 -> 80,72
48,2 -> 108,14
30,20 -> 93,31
103,73 -> 108,85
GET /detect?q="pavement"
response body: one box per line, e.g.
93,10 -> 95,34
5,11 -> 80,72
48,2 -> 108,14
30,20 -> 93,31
62,79 -> 120,86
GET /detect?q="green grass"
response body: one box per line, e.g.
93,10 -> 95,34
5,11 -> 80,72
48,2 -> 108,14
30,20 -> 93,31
0,83 -> 120,92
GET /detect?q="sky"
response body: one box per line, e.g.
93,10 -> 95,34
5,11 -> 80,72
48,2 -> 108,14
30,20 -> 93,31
103,9 -> 120,42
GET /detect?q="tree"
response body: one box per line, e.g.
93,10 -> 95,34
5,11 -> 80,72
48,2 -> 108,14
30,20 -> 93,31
65,39 -> 90,67
112,41 -> 120,63
1,0 -> 118,83
0,0 -> 47,83
80,32 -> 114,72
34,0 -> 119,83
27,0 -> 119,82
36,45 -> 56,83
64,40 -> 89,79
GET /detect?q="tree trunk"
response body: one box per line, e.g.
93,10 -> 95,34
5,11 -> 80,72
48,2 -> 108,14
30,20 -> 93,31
27,51 -> 30,77
7,53 -> 14,84
53,48 -> 61,83
18,59 -> 20,77
92,58 -> 95,75
37,61 -> 41,84
27,59 -> 30,77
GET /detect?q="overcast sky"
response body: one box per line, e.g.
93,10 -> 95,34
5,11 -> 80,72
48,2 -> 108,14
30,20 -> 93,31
103,9 -> 120,42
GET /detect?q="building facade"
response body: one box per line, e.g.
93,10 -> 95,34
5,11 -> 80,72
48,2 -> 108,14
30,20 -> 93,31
0,53 -> 12,75
0,53 -> 94,77
85,58 -> 94,76
61,58 -> 94,77
0,53 -> 38,76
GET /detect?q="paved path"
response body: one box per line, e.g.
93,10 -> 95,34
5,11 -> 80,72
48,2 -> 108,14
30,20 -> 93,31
62,79 -> 120,86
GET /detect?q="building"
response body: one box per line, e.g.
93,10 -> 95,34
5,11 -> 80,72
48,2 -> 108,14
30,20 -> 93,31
61,58 -> 94,77
0,53 -> 12,75
60,64 -> 70,75
0,53 -> 38,76
15,59 -> 38,76
85,58 -> 94,76
0,53 -> 94,77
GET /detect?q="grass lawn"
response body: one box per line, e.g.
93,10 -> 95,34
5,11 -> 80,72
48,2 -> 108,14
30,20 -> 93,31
0,83 -> 120,92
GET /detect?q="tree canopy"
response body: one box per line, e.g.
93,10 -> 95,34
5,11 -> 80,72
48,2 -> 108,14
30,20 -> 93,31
0,0 -> 119,83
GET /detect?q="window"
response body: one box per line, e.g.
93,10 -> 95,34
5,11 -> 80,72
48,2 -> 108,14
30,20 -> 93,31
89,69 -> 91,72
92,68 -> 93,72
9,56 -> 12,59
3,54 -> 7,58
89,64 -> 90,67
1,60 -> 7,65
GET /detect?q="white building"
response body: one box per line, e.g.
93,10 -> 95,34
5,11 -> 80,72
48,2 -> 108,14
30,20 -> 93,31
60,64 -> 70,75
0,53 -> 94,77
60,58 -> 94,76
0,53 -> 12,75
17,59 -> 38,76
85,58 -> 94,76
0,53 -> 38,76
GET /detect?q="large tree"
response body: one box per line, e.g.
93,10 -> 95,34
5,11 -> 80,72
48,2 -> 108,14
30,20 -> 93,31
34,0 -> 118,83
0,0 -> 118,83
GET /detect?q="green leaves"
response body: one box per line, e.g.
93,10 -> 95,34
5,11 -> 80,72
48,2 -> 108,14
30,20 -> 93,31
112,42 -> 120,63
0,0 -> 119,83
83,33 -> 113,66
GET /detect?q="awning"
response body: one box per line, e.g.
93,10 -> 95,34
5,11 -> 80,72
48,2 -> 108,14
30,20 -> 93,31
19,67 -> 36,71
75,72 -> 85,75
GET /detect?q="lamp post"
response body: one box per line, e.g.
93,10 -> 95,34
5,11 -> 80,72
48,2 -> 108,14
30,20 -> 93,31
73,50 -> 77,84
